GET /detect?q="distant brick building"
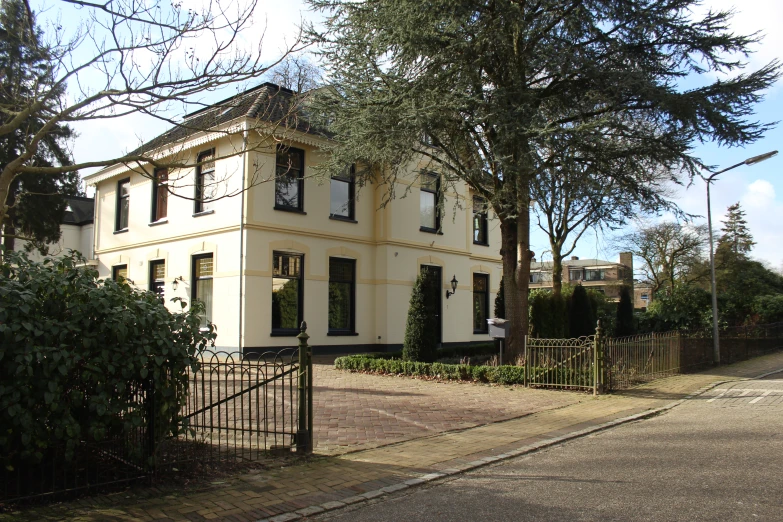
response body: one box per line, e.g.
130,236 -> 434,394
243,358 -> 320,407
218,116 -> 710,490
633,282 -> 655,310
529,253 -> 634,301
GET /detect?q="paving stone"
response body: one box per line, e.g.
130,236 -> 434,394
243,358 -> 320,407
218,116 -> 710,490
294,505 -> 325,517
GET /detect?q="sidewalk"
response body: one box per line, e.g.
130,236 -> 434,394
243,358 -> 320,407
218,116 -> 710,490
10,351 -> 783,522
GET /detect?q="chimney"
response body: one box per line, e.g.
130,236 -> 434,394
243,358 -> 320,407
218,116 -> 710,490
570,256 -> 579,261
619,252 -> 633,277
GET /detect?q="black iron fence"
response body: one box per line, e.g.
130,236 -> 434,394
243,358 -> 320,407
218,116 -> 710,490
524,335 -> 598,392
1,324 -> 314,503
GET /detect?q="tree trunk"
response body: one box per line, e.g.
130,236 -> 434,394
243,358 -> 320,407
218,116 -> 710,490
551,248 -> 563,297
499,195 -> 533,361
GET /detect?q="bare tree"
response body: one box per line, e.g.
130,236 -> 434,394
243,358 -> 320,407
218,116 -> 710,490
533,145 -> 679,296
0,0 -> 305,229
269,55 -> 322,93
616,222 -> 709,295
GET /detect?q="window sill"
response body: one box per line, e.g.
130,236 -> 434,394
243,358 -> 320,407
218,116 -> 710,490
473,241 -> 489,247
149,219 -> 168,227
327,331 -> 359,336
274,205 -> 307,215
113,228 -> 128,235
473,330 -> 489,335
270,330 -> 300,337
329,215 -> 357,223
193,210 -> 215,218
419,226 -> 443,235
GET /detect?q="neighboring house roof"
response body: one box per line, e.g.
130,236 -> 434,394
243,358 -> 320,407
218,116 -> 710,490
126,82 -> 315,157
62,195 -> 94,226
530,258 -> 622,270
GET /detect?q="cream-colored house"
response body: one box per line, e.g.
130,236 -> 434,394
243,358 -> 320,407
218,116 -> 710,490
84,84 -> 502,355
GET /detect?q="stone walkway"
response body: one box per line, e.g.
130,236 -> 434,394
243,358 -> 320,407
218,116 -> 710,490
9,352 -> 783,522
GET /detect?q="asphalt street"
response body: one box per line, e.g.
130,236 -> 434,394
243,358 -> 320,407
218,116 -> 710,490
316,373 -> 783,522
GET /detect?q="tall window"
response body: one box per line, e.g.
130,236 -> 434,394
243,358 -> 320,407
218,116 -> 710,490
272,252 -> 303,334
473,196 -> 488,245
192,254 -> 213,328
473,273 -> 489,334
328,258 -> 355,334
149,260 -> 165,302
275,146 -> 304,211
419,172 -> 439,232
115,178 -> 130,231
112,264 -> 128,282
151,168 -> 168,222
195,149 -> 216,214
330,165 -> 355,220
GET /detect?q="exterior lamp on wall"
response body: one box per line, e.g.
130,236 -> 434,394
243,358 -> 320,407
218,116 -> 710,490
171,276 -> 184,291
446,275 -> 458,299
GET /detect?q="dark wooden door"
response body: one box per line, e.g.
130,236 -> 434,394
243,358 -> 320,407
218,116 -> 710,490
420,265 -> 443,344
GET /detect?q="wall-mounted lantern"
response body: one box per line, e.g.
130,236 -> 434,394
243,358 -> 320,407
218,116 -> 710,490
171,276 -> 184,291
446,275 -> 458,299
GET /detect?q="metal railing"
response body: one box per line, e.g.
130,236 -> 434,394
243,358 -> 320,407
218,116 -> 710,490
524,335 -> 598,392
604,331 -> 681,390
1,324 -> 314,503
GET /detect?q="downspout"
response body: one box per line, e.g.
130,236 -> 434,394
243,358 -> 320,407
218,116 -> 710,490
238,126 -> 249,357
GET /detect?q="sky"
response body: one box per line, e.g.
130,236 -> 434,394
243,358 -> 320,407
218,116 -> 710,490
40,0 -> 783,270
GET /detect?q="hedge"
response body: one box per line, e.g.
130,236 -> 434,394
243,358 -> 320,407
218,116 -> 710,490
334,353 -> 527,385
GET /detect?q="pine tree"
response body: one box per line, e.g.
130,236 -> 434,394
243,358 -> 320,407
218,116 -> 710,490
718,202 -> 755,257
0,0 -> 79,253
615,286 -> 636,337
402,270 -> 439,362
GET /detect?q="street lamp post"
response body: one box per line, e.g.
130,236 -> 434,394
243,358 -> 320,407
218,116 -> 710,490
703,150 -> 778,365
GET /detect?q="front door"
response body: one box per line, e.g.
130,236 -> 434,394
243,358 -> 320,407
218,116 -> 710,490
420,265 -> 443,345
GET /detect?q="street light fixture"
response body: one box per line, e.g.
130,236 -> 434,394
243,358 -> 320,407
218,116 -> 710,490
702,150 -> 778,365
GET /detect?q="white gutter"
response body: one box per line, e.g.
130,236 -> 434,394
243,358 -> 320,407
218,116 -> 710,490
238,125 -> 249,357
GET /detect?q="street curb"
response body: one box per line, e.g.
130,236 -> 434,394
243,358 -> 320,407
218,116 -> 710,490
257,366 -> 783,522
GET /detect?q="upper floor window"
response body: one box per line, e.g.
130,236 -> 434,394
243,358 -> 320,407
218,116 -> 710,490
330,165 -> 355,221
195,149 -> 216,214
151,168 -> 168,222
584,269 -> 606,282
149,260 -> 165,302
328,257 -> 356,334
419,172 -> 440,233
115,178 -> 130,231
272,252 -> 304,334
569,269 -> 583,281
530,272 -> 552,284
473,196 -> 488,245
112,264 -> 128,283
192,254 -> 213,328
275,146 -> 305,212
473,273 -> 489,334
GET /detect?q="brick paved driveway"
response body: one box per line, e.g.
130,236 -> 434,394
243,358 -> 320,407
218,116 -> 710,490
311,358 -> 585,454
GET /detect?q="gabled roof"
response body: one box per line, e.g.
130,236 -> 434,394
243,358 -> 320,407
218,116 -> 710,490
63,195 -> 94,226
127,82 -> 315,157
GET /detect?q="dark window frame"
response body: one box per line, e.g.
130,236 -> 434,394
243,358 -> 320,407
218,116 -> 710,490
473,273 -> 489,334
274,146 -> 305,212
151,168 -> 169,222
191,253 -> 214,327
149,259 -> 165,302
115,178 -> 130,231
329,165 -> 356,221
271,251 -> 305,336
472,195 -> 489,246
194,149 -> 216,214
569,269 -> 584,281
584,268 -> 606,282
419,172 -> 440,234
328,257 -> 356,335
112,264 -> 128,282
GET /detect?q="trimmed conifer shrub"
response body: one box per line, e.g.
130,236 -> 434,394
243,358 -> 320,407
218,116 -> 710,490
615,285 -> 636,337
494,275 -> 505,319
402,270 -> 439,362
569,284 -> 596,338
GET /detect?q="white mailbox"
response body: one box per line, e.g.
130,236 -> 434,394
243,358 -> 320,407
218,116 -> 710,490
487,318 -> 509,339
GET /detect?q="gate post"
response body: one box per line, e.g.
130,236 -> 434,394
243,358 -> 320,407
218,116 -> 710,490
297,322 -> 311,454
594,320 -> 604,395
523,335 -> 529,387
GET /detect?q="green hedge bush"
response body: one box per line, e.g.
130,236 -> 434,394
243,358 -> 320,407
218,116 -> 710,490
0,252 -> 216,468
334,353 -> 527,385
